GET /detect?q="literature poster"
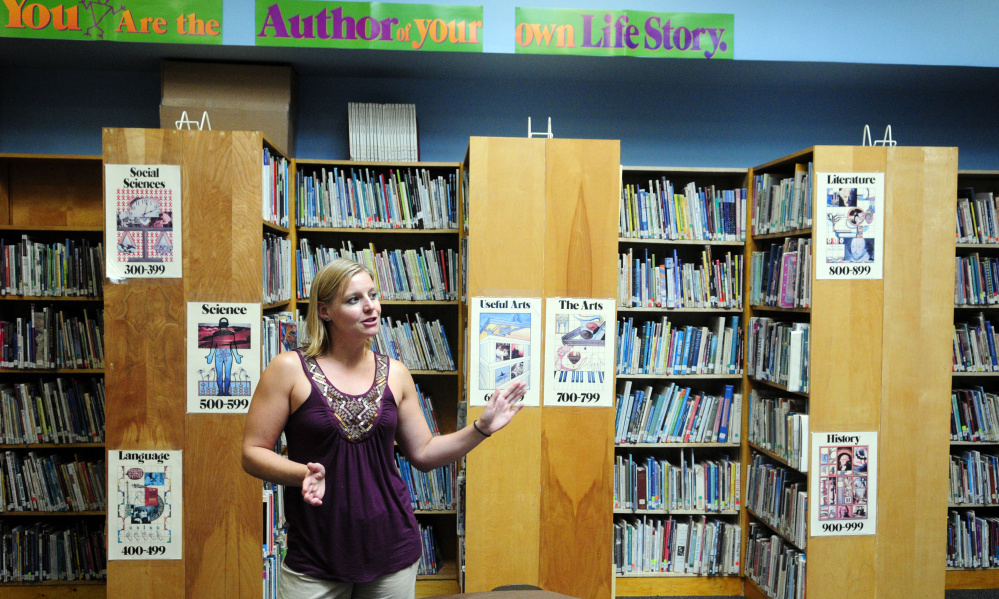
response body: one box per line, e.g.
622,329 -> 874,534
810,431 -> 878,536
105,164 -> 183,279
543,297 -> 615,407
469,297 -> 542,407
108,450 -> 182,560
815,172 -> 885,280
187,302 -> 261,413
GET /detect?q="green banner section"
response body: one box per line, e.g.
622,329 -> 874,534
0,0 -> 222,43
515,7 -> 733,58
255,1 -> 483,51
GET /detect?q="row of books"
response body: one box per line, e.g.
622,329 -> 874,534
746,318 -> 810,393
613,515 -> 741,575
952,387 -> 999,443
371,314 -> 455,372
0,307 -> 104,370
616,316 -> 742,376
947,509 -> 999,569
0,236 -> 104,298
748,391 -> 810,472
263,148 -> 290,228
955,254 -> 999,307
297,239 -> 459,302
1,452 -> 105,512
348,102 -> 419,163
262,312 -> 301,367
749,238 -> 812,309
619,180 -> 747,242
263,232 -> 292,305
415,384 -> 441,435
618,248 -> 743,309
953,318 -> 999,372
417,523 -> 444,576
745,452 -> 808,550
950,450 -> 999,506
0,520 -> 105,582
263,552 -> 283,599
614,382 -> 742,445
745,524 -> 805,599
614,451 -> 740,513
751,167 -> 813,236
294,167 -> 458,230
0,377 -> 105,445
957,188 -> 999,245
395,455 -> 457,512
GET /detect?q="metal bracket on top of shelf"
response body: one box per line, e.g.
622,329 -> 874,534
527,117 -> 553,139
175,110 -> 212,131
862,124 -> 896,147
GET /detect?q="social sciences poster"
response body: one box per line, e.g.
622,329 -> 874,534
105,164 -> 183,279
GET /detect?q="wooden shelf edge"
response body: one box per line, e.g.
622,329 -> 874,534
298,227 -> 460,234
0,579 -> 106,586
0,225 -> 103,232
751,228 -> 813,241
614,571 -> 744,596
748,305 -> 811,313
617,237 -> 745,246
0,443 -> 105,449
616,373 -> 743,379
616,442 -> 740,449
416,559 -> 457,581
749,441 -> 806,474
263,220 -> 290,235
745,507 -> 806,554
0,296 -> 102,302
617,306 -> 743,313
613,509 -> 739,516
296,159 -> 462,169
749,377 -> 809,398
0,511 -> 106,516
946,567 -> 999,590
0,368 -> 105,374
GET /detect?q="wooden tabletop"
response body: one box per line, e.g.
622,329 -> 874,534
430,592 -> 580,599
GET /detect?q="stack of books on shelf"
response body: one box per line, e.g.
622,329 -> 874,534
751,167 -> 812,235
748,390 -> 810,472
416,522 -> 443,575
955,254 -> 999,306
395,455 -> 457,512
746,318 -> 810,393
614,451 -> 740,512
614,382 -> 742,445
620,180 -> 747,241
613,515 -> 741,575
957,187 -> 999,244
0,378 -> 106,444
263,232 -> 292,305
263,481 -> 287,599
348,102 -> 418,162
1,452 -> 106,512
947,510 -> 999,569
951,387 -> 999,442
749,238 -> 812,309
295,167 -> 457,229
297,239 -> 458,302
618,248 -> 743,309
953,316 -> 999,372
745,454 -> 808,550
616,316 -> 742,376
263,148 -> 290,228
745,523 -> 805,599
0,520 -> 106,582
0,236 -> 104,297
1,307 -> 105,369
949,450 -> 999,505
262,312 -> 301,366
371,314 -> 454,372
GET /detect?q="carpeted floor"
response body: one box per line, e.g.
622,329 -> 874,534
947,591 -> 999,599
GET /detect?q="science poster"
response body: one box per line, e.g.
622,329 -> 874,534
187,302 -> 261,413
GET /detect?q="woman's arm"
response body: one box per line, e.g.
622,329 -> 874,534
393,359 -> 525,472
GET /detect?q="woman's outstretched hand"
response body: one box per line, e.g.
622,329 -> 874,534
478,380 -> 527,435
302,462 -> 326,506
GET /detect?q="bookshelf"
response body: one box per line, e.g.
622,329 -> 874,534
744,146 -> 956,599
0,153 -> 106,599
613,166 -> 748,594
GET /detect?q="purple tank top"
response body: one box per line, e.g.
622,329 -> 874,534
283,350 -> 422,582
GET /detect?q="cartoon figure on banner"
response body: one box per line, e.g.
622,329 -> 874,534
551,314 -> 607,389
825,186 -> 877,264
82,0 -> 126,38
199,318 -> 251,396
116,465 -> 173,543
116,193 -> 174,263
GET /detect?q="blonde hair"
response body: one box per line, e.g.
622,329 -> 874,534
303,258 -> 376,358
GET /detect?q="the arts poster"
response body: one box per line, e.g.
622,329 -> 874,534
468,297 -> 542,407
543,297 -> 615,407
187,302 -> 261,413
105,164 -> 183,279
815,172 -> 885,280
108,450 -> 182,560
810,431 -> 878,536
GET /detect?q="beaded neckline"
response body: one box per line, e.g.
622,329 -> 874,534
304,353 -> 389,442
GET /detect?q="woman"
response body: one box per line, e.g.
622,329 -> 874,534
242,259 -> 525,599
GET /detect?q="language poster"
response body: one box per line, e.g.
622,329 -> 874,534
810,431 -> 878,536
815,172 -> 885,280
187,302 -> 261,413
469,297 -> 542,407
543,297 -> 615,407
108,450 -> 182,560
105,164 -> 183,279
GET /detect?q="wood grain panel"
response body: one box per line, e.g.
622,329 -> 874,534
615,575 -> 744,597
945,569 -> 999,590
8,157 -> 102,227
876,146 -> 957,599
107,561 -> 184,599
1,583 -> 107,599
416,578 -> 462,597
0,158 -> 9,224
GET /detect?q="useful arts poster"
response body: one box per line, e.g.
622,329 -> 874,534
108,450 -> 182,560
469,297 -> 542,407
810,431 -> 877,536
187,302 -> 261,413
543,297 -> 615,407
105,164 -> 183,279
815,172 -> 885,280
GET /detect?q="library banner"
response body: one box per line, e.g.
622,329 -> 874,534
515,7 -> 733,58
256,1 -> 483,52
0,0 -> 222,43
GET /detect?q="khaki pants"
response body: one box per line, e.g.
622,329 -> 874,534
278,560 -> 419,599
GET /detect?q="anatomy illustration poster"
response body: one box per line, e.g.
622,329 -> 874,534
469,297 -> 542,407
187,302 -> 261,413
108,450 -> 182,560
815,172 -> 885,280
543,298 -> 615,407
105,164 -> 182,279
810,431 -> 878,536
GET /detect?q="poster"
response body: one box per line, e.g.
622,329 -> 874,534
468,297 -> 542,407
187,302 -> 261,413
815,172 -> 885,280
543,297 -> 615,407
810,431 -> 878,536
105,164 -> 183,279
108,450 -> 182,560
